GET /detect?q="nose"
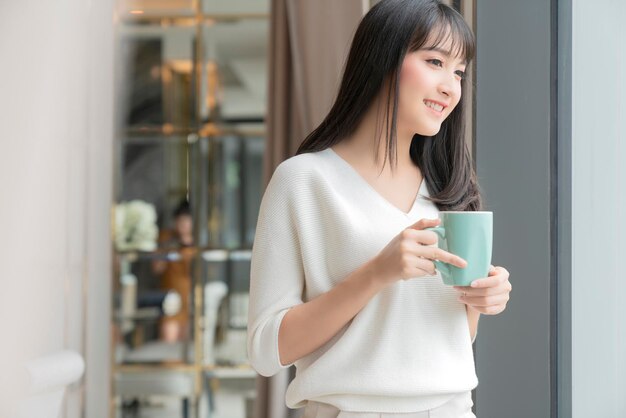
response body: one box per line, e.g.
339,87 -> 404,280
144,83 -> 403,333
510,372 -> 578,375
437,73 -> 458,100
438,80 -> 452,97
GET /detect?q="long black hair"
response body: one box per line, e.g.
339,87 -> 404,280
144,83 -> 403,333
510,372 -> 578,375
295,0 -> 483,211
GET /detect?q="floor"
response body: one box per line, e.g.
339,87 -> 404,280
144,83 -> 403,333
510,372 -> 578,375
116,381 -> 255,418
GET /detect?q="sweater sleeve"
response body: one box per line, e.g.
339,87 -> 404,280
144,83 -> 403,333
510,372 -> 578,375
246,163 -> 305,377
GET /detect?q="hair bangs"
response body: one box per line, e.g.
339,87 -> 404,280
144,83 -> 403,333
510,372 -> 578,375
409,5 -> 475,66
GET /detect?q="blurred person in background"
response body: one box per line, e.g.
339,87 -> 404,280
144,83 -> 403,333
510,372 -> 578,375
152,198 -> 196,342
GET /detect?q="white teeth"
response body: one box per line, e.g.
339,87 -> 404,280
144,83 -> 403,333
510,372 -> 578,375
424,100 -> 443,112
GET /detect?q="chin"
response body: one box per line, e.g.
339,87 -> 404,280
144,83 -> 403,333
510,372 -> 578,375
415,125 -> 441,137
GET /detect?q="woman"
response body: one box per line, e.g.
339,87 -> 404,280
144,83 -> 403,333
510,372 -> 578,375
247,1 -> 512,417
153,199 -> 195,342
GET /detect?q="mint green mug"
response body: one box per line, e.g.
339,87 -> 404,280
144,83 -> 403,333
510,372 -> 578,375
425,211 -> 493,286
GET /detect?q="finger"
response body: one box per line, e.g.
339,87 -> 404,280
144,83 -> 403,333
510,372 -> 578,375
471,304 -> 505,315
468,273 -> 505,288
455,282 -> 508,297
454,286 -> 489,298
452,266 -> 500,291
418,230 -> 440,246
414,266 -> 436,277
458,293 -> 509,307
409,217 -> 440,230
428,247 -> 467,269
407,262 -> 437,279
415,256 -> 437,276
495,265 -> 509,276
453,265 -> 497,290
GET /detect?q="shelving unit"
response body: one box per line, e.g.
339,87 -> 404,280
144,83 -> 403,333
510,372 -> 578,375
112,1 -> 268,417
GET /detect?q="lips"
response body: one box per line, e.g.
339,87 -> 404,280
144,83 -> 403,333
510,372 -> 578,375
424,100 -> 447,115
423,99 -> 449,109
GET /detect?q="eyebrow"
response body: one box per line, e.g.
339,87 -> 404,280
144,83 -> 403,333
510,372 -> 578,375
424,47 -> 468,66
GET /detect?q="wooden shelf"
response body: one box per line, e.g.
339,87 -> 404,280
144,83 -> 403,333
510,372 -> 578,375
119,123 -> 266,139
120,13 -> 269,27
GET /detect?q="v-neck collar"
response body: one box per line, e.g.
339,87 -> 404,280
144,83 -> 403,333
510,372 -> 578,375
324,147 -> 426,217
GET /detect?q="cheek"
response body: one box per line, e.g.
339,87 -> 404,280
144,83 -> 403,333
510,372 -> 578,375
399,61 -> 430,98
445,89 -> 462,115
397,65 -> 431,125
399,59 -> 418,81
451,84 -> 462,103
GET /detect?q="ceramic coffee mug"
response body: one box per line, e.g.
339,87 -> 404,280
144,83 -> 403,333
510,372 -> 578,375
425,211 -> 493,286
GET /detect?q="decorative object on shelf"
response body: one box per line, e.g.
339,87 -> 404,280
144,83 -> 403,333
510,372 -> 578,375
114,199 -> 159,334
203,281 -> 229,365
137,289 -> 183,317
114,199 -> 159,252
119,268 -> 137,335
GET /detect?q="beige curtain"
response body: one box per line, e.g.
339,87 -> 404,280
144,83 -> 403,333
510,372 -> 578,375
255,1 -> 368,418
263,0 -> 369,185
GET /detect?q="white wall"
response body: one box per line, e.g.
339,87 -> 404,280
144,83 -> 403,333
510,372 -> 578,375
0,1 -> 114,417
571,1 -> 626,416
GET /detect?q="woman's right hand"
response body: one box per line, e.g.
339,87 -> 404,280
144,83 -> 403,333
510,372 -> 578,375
371,218 -> 468,286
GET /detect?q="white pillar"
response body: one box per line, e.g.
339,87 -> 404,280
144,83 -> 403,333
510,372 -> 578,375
0,1 -> 114,417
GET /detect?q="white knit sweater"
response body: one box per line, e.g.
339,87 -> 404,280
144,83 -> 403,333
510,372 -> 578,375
247,147 -> 478,413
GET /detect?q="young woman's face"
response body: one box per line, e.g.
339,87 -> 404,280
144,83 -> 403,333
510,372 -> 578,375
397,36 -> 467,137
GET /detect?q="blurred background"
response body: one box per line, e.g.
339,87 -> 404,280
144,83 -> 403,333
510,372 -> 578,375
0,0 -> 624,418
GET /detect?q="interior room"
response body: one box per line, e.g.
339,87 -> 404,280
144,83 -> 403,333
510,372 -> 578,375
0,0 -> 624,418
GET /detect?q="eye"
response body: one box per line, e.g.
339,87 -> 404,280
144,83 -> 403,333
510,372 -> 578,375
427,59 -> 467,80
426,58 -> 443,67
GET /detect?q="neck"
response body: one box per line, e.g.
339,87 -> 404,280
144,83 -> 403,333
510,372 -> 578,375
341,96 -> 415,172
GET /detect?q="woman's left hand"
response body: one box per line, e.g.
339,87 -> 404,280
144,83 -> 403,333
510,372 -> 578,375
453,265 -> 511,315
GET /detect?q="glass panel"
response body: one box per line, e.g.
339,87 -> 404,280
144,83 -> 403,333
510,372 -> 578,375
118,0 -> 196,17
192,134 -> 263,369
113,1 -> 268,415
199,251 -> 250,368
202,370 -> 257,417
208,135 -> 243,248
241,135 -> 265,247
201,0 -> 269,14
191,134 -> 246,250
200,250 -> 230,367
200,19 -> 268,122
118,25 -> 197,128
192,133 -> 264,251
117,136 -> 190,221
113,136 -> 196,365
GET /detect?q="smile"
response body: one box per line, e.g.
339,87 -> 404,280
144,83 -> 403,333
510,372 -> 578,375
424,99 -> 444,115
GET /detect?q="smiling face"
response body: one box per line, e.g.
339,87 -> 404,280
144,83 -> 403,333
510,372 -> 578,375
396,31 -> 467,137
